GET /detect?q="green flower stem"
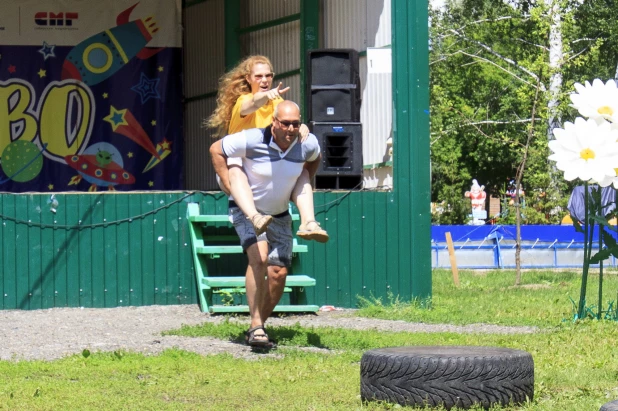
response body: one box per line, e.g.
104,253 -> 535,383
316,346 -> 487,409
578,182 -> 592,319
598,190 -> 604,320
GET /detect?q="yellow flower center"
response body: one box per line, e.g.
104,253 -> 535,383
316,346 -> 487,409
598,106 -> 614,116
580,148 -> 596,160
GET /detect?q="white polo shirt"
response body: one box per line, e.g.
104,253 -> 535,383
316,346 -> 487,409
221,127 -> 320,215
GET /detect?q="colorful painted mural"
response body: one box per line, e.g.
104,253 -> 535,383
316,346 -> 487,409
0,0 -> 182,192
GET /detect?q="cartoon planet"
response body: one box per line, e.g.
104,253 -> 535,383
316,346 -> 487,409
1,140 -> 44,183
61,3 -> 162,86
65,142 -> 134,191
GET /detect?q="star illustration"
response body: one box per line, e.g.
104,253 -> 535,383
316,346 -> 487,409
103,106 -> 129,132
102,93 -> 108,99
151,120 -> 157,126
160,138 -> 171,150
148,181 -> 154,187
38,41 -> 56,60
8,65 -> 16,74
130,73 -> 161,104
158,66 -> 164,72
48,184 -> 54,190
127,152 -> 134,158
38,69 -> 47,78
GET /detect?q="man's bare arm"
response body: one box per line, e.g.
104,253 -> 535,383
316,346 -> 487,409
209,140 -> 231,195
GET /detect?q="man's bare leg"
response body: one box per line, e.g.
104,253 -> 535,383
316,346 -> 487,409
229,166 -> 272,235
244,241 -> 270,343
260,265 -> 288,322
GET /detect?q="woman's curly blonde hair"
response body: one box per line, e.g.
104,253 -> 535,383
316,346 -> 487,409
203,55 -> 274,138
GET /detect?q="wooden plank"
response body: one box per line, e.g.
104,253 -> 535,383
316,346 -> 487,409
445,232 -> 460,287
187,203 -> 211,312
2,195 -> 16,309
214,287 -> 293,294
141,194 -> 155,306
103,193 -> 118,307
210,304 -> 319,313
203,275 -> 316,288
64,195 -> 80,307
77,194 -> 93,308
189,214 -> 300,223
128,195 -> 143,306
115,195 -> 130,307
197,243 -> 308,255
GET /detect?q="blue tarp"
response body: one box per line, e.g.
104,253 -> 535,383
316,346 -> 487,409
431,225 -> 597,243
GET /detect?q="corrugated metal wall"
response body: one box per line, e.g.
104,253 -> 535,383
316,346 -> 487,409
323,0 -> 393,188
0,191 -> 404,310
0,192 -> 198,309
183,0 -> 225,191
0,0 -> 432,311
240,0 -> 302,129
183,0 -> 304,190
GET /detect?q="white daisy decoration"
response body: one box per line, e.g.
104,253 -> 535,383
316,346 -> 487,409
548,117 -> 618,186
570,79 -> 618,124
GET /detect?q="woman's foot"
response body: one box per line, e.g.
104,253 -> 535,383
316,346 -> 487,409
249,213 -> 273,236
296,221 -> 329,243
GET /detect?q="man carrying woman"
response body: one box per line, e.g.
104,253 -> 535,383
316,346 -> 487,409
205,55 -> 328,242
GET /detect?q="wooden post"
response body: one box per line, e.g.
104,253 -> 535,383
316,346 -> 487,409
445,232 -> 460,287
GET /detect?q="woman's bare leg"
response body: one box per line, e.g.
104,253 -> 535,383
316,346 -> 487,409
229,166 -> 272,235
291,169 -> 329,243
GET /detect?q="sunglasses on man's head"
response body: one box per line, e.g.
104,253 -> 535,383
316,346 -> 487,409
276,118 -> 301,128
253,73 -> 274,80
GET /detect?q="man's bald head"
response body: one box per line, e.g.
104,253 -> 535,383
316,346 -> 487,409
274,100 -> 301,119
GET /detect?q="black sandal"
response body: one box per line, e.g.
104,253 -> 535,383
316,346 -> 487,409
245,325 -> 275,348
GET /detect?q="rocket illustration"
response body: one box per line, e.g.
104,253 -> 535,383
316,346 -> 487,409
61,3 -> 162,86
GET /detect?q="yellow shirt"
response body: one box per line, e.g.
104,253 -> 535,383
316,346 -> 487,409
228,94 -> 283,134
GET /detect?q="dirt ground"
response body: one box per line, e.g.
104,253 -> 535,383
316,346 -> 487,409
0,304 -> 538,361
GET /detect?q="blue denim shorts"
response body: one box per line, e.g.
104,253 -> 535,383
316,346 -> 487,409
229,207 -> 293,267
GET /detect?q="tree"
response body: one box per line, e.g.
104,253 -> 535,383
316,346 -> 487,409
429,0 -> 616,225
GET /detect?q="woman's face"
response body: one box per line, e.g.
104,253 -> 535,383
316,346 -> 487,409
246,63 -> 274,94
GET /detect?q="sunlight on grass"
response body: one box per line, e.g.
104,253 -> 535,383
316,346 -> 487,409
4,269 -> 618,410
355,269 -> 618,327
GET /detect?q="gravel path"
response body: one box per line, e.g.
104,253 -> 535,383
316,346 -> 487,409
0,305 -> 538,361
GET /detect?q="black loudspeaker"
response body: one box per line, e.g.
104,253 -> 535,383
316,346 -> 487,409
306,49 -> 361,122
311,122 -> 363,190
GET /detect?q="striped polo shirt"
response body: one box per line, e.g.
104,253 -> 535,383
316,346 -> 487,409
221,126 -> 320,215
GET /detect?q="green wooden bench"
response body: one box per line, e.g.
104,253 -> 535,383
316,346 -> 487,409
187,203 -> 318,314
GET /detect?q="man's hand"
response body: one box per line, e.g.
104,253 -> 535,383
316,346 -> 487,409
299,123 -> 309,143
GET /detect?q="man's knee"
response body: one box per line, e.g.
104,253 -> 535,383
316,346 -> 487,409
246,244 -> 269,272
268,265 -> 288,283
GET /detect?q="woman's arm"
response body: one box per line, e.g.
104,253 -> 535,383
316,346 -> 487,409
239,82 -> 290,116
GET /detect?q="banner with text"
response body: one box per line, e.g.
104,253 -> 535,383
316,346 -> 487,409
0,0 -> 183,192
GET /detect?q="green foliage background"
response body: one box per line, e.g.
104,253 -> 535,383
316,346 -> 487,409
429,0 -> 618,224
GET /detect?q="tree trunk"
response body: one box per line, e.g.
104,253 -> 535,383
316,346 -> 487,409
546,0 -> 563,201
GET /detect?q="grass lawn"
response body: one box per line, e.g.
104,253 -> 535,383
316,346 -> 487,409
1,269 -> 618,410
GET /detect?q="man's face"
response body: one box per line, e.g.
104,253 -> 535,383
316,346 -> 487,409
272,106 -> 301,148
247,63 -> 274,94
